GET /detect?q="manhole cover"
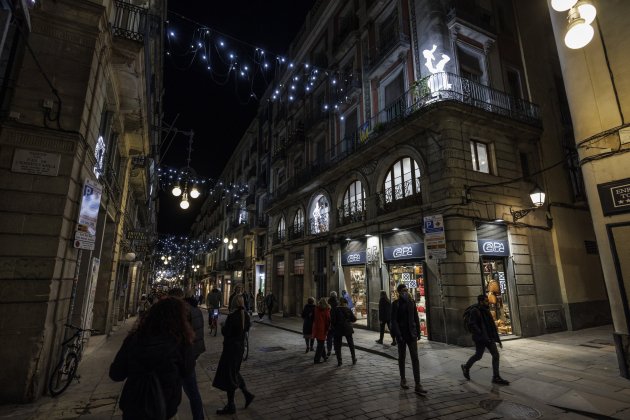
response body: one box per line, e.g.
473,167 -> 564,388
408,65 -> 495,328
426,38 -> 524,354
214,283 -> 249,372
258,346 -> 286,352
480,400 -> 541,418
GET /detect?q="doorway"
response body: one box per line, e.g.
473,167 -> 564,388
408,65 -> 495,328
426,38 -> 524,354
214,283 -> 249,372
481,257 -> 516,337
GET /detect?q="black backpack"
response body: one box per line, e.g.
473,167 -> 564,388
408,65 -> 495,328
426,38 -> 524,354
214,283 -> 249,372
463,304 -> 477,333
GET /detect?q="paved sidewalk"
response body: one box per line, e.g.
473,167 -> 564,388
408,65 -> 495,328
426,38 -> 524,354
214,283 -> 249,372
1,311 -> 629,419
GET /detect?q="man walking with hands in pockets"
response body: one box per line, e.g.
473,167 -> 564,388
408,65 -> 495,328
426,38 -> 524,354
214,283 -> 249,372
391,283 -> 427,395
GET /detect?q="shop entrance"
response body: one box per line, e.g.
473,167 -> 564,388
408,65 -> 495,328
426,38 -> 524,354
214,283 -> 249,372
344,266 -> 368,327
388,262 -> 429,338
481,257 -> 516,337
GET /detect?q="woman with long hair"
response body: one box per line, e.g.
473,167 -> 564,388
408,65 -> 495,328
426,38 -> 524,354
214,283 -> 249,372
312,297 -> 331,364
301,297 -> 316,353
109,297 -> 195,420
213,294 -> 255,415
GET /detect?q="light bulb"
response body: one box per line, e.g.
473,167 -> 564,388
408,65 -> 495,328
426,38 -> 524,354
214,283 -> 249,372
551,0 -> 577,12
228,243 -> 233,250
223,237 -> 229,244
190,186 -> 200,198
180,193 -> 190,209
576,0 -> 596,24
232,238 -> 238,244
172,185 -> 182,197
564,19 -> 594,49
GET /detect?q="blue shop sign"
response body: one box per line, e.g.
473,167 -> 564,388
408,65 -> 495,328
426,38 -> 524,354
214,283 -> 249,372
477,239 -> 510,256
341,250 -> 366,265
383,242 -> 425,261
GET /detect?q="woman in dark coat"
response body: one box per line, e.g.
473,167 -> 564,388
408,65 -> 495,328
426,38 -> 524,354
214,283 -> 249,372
301,297 -> 316,353
212,294 -> 255,415
331,297 -> 357,366
109,297 -> 195,420
376,290 -> 396,345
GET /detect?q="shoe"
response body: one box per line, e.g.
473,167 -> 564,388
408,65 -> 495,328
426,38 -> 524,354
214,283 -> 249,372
244,392 -> 255,408
391,341 -> 397,346
415,384 -> 428,395
352,357 -> 357,365
216,405 -> 236,415
492,377 -> 510,385
375,339 -> 383,344
327,351 -> 331,357
305,348 -> 309,353
461,364 -> 470,380
400,378 -> 409,389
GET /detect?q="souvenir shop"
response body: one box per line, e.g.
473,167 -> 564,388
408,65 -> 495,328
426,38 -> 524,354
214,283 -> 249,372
341,240 -> 368,327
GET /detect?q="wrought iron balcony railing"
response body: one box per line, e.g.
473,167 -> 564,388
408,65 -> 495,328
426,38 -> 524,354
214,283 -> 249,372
287,223 -> 305,241
377,182 -> 423,215
272,231 -> 285,245
111,0 -> 147,43
337,201 -> 367,226
309,216 -> 329,236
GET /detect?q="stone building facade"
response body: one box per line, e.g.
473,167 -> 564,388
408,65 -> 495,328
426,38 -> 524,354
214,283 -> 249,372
193,0 -> 610,347
0,0 -> 164,402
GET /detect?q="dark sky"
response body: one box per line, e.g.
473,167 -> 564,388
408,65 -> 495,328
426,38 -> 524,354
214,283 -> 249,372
157,1 -> 316,235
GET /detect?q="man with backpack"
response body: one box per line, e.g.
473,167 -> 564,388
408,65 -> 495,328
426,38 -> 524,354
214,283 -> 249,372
461,294 -> 510,385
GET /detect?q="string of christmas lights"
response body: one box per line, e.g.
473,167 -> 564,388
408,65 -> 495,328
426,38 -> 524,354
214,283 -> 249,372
158,166 -> 249,199
165,10 -> 359,118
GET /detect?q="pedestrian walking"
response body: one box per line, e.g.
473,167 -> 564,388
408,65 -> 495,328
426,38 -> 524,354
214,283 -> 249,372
137,294 -> 150,320
376,290 -> 396,346
212,295 -> 255,415
326,291 -> 339,357
228,284 -> 244,312
301,297 -> 316,353
206,287 -> 222,327
461,294 -> 510,385
391,283 -> 427,395
342,289 -> 354,312
109,297 -> 195,420
264,291 -> 277,322
331,297 -> 357,366
312,297 -> 331,364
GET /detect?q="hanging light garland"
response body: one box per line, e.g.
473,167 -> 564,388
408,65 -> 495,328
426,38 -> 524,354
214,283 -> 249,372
165,11 -> 358,119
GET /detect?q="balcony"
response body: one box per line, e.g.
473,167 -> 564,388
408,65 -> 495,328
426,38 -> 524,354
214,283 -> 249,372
272,231 -> 285,245
377,182 -> 423,215
337,201 -> 366,226
365,31 -> 410,79
250,216 -> 268,233
287,224 -> 305,241
111,0 -> 147,43
268,72 -> 540,206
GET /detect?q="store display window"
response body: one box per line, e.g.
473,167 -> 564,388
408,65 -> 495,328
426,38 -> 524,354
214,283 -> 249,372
389,263 -> 428,337
343,267 -> 367,326
482,258 -> 514,336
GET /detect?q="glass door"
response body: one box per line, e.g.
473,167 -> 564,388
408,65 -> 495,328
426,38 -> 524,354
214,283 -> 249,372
388,263 -> 428,338
482,258 -> 515,337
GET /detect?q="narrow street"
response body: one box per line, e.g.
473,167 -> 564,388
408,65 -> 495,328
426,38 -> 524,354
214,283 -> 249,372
1,310 -> 629,420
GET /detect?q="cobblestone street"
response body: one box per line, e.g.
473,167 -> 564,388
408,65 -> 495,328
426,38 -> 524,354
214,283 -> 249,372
2,312 -> 630,419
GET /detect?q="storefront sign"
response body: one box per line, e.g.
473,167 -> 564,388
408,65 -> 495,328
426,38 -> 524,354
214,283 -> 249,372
11,149 -> 61,176
477,239 -> 510,256
598,177 -> 630,216
341,251 -> 366,265
383,242 -> 425,261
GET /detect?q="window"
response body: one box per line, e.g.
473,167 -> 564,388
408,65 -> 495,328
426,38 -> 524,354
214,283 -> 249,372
384,157 -> 422,203
277,216 -> 286,240
342,180 -> 365,222
470,140 -> 493,174
293,208 -> 304,230
309,194 -> 330,234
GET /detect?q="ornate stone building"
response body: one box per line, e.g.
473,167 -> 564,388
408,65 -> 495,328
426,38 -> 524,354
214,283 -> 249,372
194,0 -> 609,347
0,0 -> 164,402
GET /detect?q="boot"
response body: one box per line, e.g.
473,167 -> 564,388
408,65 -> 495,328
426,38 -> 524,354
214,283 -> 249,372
461,364 -> 470,380
492,376 -> 510,385
244,391 -> 255,408
400,378 -> 409,389
216,405 -> 236,415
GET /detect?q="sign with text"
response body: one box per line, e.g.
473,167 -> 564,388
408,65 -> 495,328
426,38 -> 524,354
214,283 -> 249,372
11,149 -> 61,176
126,230 -> 146,241
341,250 -> 366,266
598,177 -> 630,216
477,239 -> 510,256
424,214 -> 446,259
383,242 -> 425,261
77,179 -> 102,236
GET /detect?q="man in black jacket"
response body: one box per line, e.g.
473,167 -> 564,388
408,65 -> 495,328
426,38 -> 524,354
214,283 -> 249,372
391,284 -> 426,395
461,294 -> 509,385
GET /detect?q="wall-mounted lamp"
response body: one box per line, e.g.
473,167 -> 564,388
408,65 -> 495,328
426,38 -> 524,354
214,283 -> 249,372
509,185 -> 546,222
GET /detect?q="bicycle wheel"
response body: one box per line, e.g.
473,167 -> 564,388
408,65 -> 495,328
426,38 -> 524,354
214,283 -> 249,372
48,352 -> 78,397
242,333 -> 249,361
210,319 -> 218,336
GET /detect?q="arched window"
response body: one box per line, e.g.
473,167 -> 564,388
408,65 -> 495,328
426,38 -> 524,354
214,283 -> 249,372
341,180 -> 366,223
309,194 -> 329,234
384,157 -> 422,203
277,216 -> 286,240
293,208 -> 304,231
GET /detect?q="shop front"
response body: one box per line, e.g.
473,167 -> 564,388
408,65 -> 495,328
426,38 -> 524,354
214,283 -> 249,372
290,252 -> 305,316
273,256 -> 284,314
341,241 -> 368,327
476,223 -> 516,337
383,231 -> 429,338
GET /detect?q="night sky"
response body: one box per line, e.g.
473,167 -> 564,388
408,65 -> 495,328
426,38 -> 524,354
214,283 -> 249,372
158,1 -> 316,235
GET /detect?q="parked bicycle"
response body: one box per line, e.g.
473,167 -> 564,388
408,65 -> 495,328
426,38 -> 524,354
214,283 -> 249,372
209,308 -> 219,337
48,324 -> 96,397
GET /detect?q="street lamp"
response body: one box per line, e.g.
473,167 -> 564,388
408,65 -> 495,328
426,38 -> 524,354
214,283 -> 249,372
224,236 -> 237,250
180,191 -> 190,209
171,183 -> 182,197
510,185 -> 546,222
552,0 -> 597,49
